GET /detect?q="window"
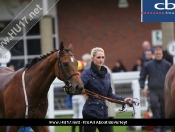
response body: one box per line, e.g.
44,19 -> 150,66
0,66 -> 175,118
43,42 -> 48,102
0,17 -> 58,71
26,20 -> 40,36
27,39 -> 41,55
0,20 -> 24,37
10,40 -> 24,56
0,21 -> 10,32
7,59 -> 24,71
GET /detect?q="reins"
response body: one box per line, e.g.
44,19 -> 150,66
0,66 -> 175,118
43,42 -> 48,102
82,89 -> 139,116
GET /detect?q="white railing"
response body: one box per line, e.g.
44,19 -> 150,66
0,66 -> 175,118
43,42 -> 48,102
47,71 -> 148,131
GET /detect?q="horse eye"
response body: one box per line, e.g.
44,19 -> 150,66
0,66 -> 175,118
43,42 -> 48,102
63,62 -> 68,67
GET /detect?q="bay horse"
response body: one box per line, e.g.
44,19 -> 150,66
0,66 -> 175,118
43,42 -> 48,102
0,42 -> 84,132
164,64 -> 175,131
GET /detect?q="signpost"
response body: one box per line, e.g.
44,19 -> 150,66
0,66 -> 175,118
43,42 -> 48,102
0,48 -> 11,67
167,41 -> 175,64
151,30 -> 162,46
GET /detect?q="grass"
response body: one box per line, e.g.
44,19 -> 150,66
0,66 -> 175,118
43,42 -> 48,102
55,115 -> 138,132
54,112 -> 171,132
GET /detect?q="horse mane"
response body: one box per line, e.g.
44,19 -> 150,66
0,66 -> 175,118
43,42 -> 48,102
24,49 -> 59,70
24,48 -> 71,70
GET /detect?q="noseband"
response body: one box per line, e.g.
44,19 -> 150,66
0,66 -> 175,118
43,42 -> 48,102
57,49 -> 79,94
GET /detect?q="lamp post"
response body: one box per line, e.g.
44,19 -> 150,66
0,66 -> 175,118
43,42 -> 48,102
167,41 -> 175,64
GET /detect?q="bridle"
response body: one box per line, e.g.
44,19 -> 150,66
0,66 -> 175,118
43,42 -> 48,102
57,49 -> 79,94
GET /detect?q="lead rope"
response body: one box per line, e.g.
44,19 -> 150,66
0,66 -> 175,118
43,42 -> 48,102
22,70 -> 29,118
82,89 -> 139,117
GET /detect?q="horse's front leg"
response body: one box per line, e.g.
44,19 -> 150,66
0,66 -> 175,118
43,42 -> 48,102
8,126 -> 21,132
170,126 -> 175,132
31,126 -> 50,132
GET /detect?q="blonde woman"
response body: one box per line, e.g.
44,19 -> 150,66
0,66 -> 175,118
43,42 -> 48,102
81,47 -> 133,132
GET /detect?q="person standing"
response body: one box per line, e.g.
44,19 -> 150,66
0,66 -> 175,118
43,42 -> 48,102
145,49 -> 154,63
104,65 -> 116,132
132,58 -> 143,72
141,41 -> 154,65
81,47 -> 133,132
139,47 -> 171,132
111,59 -> 127,73
71,60 -> 86,132
82,53 -> 91,70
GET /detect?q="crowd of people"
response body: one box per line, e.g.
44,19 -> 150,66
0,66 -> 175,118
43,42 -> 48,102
139,46 -> 171,132
9,40 -> 170,132
6,39 -> 172,132
8,40 -> 172,132
64,40 -> 172,132
111,41 -> 149,73
110,41 -> 172,132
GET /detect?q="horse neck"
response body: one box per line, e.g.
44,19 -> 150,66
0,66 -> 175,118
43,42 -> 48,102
25,52 -> 58,97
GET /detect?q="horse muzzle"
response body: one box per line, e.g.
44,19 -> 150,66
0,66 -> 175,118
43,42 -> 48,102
63,84 -> 83,95
74,85 -> 83,95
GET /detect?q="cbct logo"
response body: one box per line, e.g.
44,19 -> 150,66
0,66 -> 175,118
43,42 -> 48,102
155,0 -> 175,10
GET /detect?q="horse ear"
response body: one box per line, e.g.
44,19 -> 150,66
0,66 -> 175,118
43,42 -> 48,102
59,41 -> 64,51
68,42 -> 73,52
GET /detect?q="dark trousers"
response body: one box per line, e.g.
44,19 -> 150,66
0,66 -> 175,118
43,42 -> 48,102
149,90 -> 166,132
108,117 -> 114,132
83,116 -> 112,132
149,90 -> 165,119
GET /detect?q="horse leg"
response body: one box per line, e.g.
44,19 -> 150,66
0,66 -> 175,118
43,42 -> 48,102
0,108 -> 7,132
0,113 -> 6,132
8,126 -> 21,132
31,126 -> 50,132
0,126 -> 7,132
170,126 -> 175,132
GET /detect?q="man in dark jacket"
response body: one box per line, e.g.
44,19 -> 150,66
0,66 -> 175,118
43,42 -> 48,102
139,47 -> 171,132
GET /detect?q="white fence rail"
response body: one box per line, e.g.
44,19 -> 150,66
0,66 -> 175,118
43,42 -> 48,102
46,71 -> 148,132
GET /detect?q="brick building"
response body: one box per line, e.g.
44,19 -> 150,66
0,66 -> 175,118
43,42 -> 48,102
0,0 -> 174,70
57,0 -> 163,70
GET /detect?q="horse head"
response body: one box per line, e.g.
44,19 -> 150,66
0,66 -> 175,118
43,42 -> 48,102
55,42 -> 84,95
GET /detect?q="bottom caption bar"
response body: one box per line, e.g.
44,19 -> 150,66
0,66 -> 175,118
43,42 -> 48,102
0,119 -> 174,126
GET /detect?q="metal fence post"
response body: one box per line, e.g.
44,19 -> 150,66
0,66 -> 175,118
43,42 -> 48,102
132,80 -> 142,131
